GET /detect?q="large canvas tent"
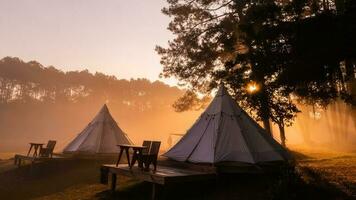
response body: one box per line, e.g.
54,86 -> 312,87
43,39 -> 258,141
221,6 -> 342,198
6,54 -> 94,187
164,85 -> 290,164
63,104 -> 132,154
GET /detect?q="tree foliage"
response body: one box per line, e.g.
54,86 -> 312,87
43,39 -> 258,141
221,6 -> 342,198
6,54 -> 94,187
157,0 -> 356,145
173,90 -> 211,112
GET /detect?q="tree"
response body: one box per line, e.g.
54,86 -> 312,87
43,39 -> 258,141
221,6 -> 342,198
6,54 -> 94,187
157,0 -> 299,144
157,0 -> 355,146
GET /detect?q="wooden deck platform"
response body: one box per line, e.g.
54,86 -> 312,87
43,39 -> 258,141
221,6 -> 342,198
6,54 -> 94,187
100,164 -> 216,199
14,154 -> 67,167
101,164 -> 216,185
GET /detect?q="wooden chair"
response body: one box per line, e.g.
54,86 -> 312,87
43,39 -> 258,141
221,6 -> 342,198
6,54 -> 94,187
131,140 -> 151,168
39,140 -> 56,158
141,141 -> 161,171
142,140 -> 151,154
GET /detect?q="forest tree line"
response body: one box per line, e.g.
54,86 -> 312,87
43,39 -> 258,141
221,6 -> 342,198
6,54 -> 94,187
0,56 -> 184,111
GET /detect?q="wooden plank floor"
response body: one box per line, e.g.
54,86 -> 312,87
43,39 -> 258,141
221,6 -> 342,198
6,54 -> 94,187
102,164 -> 216,185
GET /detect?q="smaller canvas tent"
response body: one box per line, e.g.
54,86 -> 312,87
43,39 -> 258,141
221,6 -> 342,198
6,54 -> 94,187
164,85 -> 290,164
63,104 -> 132,154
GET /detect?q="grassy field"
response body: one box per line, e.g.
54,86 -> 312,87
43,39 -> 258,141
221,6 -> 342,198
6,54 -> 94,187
296,149 -> 356,198
0,151 -> 355,200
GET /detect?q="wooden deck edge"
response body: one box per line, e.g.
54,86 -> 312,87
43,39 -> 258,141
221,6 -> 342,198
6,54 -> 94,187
100,164 -> 216,185
100,164 -> 217,199
14,154 -> 68,167
108,166 -> 165,185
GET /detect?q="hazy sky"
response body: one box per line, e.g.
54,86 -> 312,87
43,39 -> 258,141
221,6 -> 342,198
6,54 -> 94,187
0,0 -> 175,84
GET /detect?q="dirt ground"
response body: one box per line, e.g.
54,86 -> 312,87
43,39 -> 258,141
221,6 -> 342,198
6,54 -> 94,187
0,150 -> 355,200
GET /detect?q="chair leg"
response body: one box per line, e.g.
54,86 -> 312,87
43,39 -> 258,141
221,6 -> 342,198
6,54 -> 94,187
153,157 -> 157,171
144,157 -> 151,171
145,160 -> 150,171
137,151 -> 146,169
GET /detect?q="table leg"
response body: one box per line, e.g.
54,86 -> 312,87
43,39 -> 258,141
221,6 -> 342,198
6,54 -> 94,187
27,145 -> 33,156
130,150 -> 137,168
116,148 -> 124,166
33,145 -> 39,157
125,148 -> 131,168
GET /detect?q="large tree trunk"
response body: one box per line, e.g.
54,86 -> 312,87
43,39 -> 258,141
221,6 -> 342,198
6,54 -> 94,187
278,123 -> 286,147
262,119 -> 272,136
260,85 -> 272,136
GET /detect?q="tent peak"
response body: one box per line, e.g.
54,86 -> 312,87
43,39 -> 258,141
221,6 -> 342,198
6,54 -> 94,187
100,104 -> 110,113
216,84 -> 229,97
63,103 -> 132,154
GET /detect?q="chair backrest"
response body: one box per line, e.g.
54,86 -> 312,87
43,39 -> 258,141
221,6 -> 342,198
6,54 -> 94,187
46,140 -> 57,151
148,141 -> 161,156
142,140 -> 151,154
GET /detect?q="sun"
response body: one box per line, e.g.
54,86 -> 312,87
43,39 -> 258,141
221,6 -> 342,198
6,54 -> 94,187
247,82 -> 259,94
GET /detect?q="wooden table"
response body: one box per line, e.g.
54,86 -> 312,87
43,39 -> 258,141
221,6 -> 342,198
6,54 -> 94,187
116,144 -> 148,169
27,143 -> 44,157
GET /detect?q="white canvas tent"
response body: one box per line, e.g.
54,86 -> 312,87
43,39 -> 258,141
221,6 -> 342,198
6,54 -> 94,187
164,85 -> 290,164
63,104 -> 132,154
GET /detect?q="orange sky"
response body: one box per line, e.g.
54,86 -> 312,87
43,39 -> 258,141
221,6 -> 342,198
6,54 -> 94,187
0,0 -> 176,84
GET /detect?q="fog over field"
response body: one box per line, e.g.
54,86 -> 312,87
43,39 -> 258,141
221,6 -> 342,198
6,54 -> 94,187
0,57 -> 355,156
